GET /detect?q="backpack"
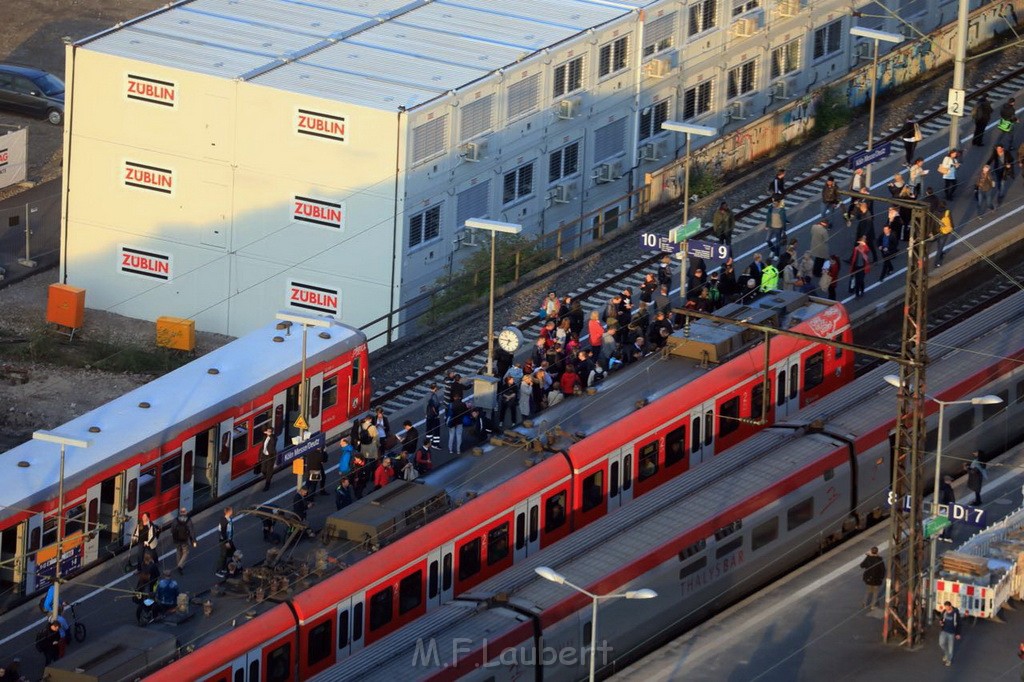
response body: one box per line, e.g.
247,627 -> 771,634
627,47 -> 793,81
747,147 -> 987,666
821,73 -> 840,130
171,518 -> 190,543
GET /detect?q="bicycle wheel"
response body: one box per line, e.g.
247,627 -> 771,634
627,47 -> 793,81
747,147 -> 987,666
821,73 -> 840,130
74,622 -> 87,642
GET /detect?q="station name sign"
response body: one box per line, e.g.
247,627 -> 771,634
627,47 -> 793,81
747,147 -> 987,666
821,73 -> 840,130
124,161 -> 174,194
288,280 -> 340,316
120,245 -> 172,281
296,109 -> 346,142
126,74 -> 176,107
293,196 -> 345,230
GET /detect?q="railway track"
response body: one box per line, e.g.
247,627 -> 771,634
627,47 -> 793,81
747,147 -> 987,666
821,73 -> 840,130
368,62 -> 1024,414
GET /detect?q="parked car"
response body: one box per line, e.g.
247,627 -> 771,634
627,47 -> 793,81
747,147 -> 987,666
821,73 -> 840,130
0,64 -> 64,125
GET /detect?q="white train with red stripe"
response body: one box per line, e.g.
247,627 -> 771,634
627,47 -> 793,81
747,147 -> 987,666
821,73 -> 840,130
143,292 -> 857,681
0,315 -> 369,606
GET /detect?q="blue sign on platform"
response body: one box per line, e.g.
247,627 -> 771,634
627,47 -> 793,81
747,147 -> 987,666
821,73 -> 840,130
640,232 -> 676,253
849,142 -> 892,170
886,490 -> 988,527
686,239 -> 731,264
278,431 -> 325,466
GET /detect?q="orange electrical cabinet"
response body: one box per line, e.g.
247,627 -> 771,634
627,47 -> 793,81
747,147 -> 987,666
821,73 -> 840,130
46,284 -> 86,329
156,316 -> 196,351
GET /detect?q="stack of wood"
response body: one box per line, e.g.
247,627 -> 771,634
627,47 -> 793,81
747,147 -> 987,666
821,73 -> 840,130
941,552 -> 989,577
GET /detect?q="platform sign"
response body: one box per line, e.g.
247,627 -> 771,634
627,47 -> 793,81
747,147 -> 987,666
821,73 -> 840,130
849,142 -> 891,170
686,239 -> 731,264
670,217 -> 702,243
887,491 -> 987,527
924,516 -> 952,539
277,430 -> 324,466
640,232 -> 677,253
947,88 -> 966,117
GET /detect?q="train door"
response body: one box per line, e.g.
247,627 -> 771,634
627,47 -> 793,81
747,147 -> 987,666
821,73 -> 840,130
83,483 -> 102,563
348,355 -> 365,415
121,464 -> 141,547
216,418 -> 234,497
425,544 -> 451,609
192,428 -> 214,507
0,521 -> 25,597
688,401 -> 715,465
775,357 -> 801,417
607,449 -> 633,509
180,435 -> 196,512
24,513 -> 43,592
225,649 -> 261,682
307,371 -> 325,434
513,496 -> 541,561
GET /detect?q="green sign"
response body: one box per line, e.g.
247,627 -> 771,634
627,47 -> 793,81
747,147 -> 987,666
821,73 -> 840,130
924,516 -> 951,539
670,217 -> 702,243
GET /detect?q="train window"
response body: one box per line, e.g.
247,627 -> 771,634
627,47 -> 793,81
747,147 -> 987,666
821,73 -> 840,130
323,376 -> 339,410
429,561 -> 439,598
665,425 -> 686,467
65,504 -> 85,536
787,497 -> 814,530
138,468 -> 157,505
219,430 -> 231,464
581,472 -> 604,512
610,462 -> 620,498
679,556 -> 707,580
252,411 -> 271,447
720,397 -> 739,436
183,450 -> 193,484
623,454 -> 633,491
529,506 -> 539,543
338,609 -> 349,648
232,424 -> 248,458
88,499 -> 98,528
459,538 -> 482,580
678,538 -> 706,561
161,457 -> 181,492
789,366 -> 799,399
823,468 -> 835,482
1018,378 -> 1024,403
638,441 -> 659,481
714,520 -> 741,540
29,526 -> 40,552
925,428 -> 937,452
351,357 -> 361,386
704,410 -> 713,446
777,370 -> 787,407
690,417 -> 700,454
353,603 -> 363,641
516,513 -> 525,549
266,643 -> 291,682
248,660 -> 259,682
310,386 -> 322,419
715,537 -> 742,559
949,410 -> 975,440
42,516 -> 57,546
369,587 -> 393,630
805,351 -> 825,390
982,391 -> 1008,420
545,492 -> 567,532
274,405 -> 284,436
751,382 -> 766,420
399,571 -> 423,614
234,669 -> 243,682
487,524 -> 510,565
307,620 -> 333,665
126,477 -> 138,512
751,517 -> 779,551
833,342 -> 843,359
443,553 -> 453,591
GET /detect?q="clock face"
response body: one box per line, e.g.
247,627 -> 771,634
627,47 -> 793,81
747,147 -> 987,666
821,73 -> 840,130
498,327 -> 522,352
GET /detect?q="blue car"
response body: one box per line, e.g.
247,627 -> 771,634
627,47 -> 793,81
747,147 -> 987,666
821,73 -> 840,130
0,64 -> 65,125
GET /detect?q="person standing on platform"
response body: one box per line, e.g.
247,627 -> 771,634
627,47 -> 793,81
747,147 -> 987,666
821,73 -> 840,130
987,144 -> 1014,202
259,425 -> 277,491
939,474 -> 956,540
938,600 -> 962,666
971,93 -> 992,147
400,420 -> 419,460
859,546 -> 885,610
131,512 -> 159,570
849,236 -> 871,298
712,202 -> 735,246
820,176 -> 840,218
768,168 -> 786,197
809,219 -> 829,278
975,164 -> 996,214
169,507 -> 197,576
215,506 -> 235,578
305,446 -> 327,496
425,384 -> 441,448
939,149 -> 961,200
909,158 -> 928,198
900,116 -> 921,165
878,225 -> 898,282
997,98 -> 1018,149
965,450 -> 987,505
764,195 -> 789,260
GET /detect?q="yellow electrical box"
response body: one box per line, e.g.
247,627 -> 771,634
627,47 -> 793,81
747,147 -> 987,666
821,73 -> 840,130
156,316 -> 196,351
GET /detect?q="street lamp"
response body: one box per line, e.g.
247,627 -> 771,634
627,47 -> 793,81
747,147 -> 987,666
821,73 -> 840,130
276,311 -> 332,441
32,430 -> 92,620
463,218 -> 523,377
850,27 -> 903,186
883,375 -> 1002,622
661,121 -> 715,306
534,566 -> 656,682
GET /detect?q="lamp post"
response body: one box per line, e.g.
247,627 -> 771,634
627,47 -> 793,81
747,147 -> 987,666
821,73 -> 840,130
883,375 -> 1002,622
463,218 -> 523,377
850,27 -> 903,187
535,566 -> 656,682
660,121 -> 715,306
275,311 -> 332,440
32,431 -> 92,620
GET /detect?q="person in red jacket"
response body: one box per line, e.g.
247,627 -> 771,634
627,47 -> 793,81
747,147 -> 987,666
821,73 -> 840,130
373,457 -> 395,489
849,236 -> 871,299
560,364 -> 581,397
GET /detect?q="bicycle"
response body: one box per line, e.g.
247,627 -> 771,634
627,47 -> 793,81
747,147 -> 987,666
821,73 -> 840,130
64,602 -> 87,643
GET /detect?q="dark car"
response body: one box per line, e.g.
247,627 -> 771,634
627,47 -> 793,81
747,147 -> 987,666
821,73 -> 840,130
0,64 -> 65,125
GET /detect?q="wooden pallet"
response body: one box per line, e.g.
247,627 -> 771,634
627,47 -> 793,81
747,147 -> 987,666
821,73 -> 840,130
941,551 -> 989,576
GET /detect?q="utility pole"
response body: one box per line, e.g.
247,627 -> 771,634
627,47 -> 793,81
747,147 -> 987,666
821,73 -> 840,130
948,0 -> 970,151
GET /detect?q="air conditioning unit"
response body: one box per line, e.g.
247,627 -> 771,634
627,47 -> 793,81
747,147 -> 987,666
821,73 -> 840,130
854,42 -> 872,61
643,58 -> 671,79
593,160 -> 623,184
728,99 -> 750,121
551,181 -> 577,204
462,228 -> 482,247
773,80 -> 790,100
775,0 -> 805,18
640,140 -> 666,162
556,98 -> 580,120
732,18 -> 755,37
461,141 -> 485,162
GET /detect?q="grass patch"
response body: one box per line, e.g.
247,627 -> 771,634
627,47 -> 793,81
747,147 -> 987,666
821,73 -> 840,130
813,86 -> 853,136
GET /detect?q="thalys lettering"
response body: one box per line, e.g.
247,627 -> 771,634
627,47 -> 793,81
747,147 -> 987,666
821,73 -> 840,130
296,109 -> 346,142
679,550 -> 745,597
124,162 -> 173,194
0,149 -> 8,166
288,282 -> 339,315
120,246 -> 171,280
293,196 -> 344,229
126,74 -> 176,107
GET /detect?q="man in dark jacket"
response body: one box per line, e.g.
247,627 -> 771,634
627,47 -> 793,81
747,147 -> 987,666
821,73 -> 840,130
335,477 -> 354,511
972,93 -> 993,146
965,450 -> 987,505
305,447 -> 327,496
259,425 -> 277,491
939,600 -> 962,666
292,486 -> 313,522
860,546 -> 886,610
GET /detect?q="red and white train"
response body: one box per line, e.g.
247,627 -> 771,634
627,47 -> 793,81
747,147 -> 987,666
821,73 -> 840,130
319,289 -> 1024,681
144,291 -> 856,681
0,316 -> 369,603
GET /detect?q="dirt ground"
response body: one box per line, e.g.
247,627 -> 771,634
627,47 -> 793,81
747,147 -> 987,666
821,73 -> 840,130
0,0 -> 165,198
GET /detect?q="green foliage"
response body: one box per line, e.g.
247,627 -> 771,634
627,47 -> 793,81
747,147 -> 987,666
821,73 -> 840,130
813,86 -> 853,136
687,164 -> 722,201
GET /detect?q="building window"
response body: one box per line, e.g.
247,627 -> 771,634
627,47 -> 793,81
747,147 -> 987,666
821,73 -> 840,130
731,0 -> 760,15
683,80 -> 713,120
507,74 -> 541,121
688,0 -> 718,36
638,100 -> 670,142
408,205 -> 441,249
553,57 -> 584,97
460,95 -> 493,142
770,39 -> 800,80
549,142 -> 580,182
813,19 -> 843,60
594,118 -> 626,162
411,115 -> 447,165
644,13 -> 676,56
502,163 -> 534,205
727,59 -> 757,99
598,36 -> 629,77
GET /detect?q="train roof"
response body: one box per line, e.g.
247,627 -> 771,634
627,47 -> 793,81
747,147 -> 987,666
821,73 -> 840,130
0,315 -> 364,523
